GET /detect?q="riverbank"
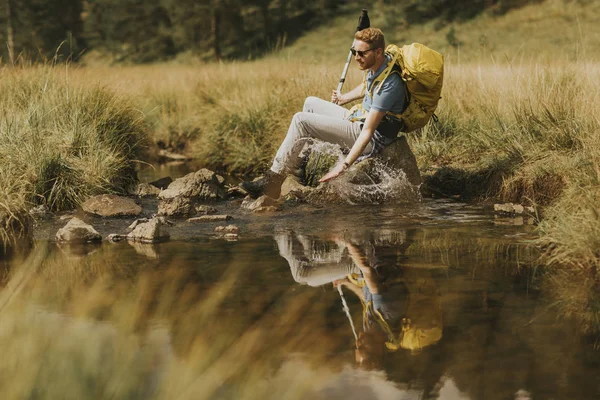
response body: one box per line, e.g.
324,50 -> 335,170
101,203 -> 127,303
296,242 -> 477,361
2,61 -> 599,281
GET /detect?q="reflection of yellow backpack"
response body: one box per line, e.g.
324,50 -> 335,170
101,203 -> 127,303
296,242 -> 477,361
352,43 -> 444,133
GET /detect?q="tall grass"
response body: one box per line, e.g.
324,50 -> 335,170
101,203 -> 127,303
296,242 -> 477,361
0,66 -> 147,252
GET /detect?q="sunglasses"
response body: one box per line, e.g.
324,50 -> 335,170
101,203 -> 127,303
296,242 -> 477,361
350,47 -> 374,58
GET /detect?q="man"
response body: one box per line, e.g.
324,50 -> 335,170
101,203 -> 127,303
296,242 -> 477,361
241,27 -> 407,199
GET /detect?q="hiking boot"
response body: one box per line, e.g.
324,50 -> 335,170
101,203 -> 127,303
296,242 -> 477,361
240,170 -> 286,199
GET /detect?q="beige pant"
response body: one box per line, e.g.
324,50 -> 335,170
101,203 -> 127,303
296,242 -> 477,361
271,96 -> 373,174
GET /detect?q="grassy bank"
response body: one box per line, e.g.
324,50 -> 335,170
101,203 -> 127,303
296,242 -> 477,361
0,67 -> 146,253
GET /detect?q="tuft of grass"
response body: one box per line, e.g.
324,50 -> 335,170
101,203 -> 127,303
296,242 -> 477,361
0,66 -> 147,252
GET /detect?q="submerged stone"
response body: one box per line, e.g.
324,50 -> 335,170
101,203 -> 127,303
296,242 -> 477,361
187,215 -> 232,223
241,195 -> 279,212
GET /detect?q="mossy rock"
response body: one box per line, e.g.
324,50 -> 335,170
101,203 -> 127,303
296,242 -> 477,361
303,136 -> 421,189
304,151 -> 338,187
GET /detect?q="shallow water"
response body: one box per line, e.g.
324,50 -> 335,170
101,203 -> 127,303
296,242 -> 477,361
3,196 -> 599,400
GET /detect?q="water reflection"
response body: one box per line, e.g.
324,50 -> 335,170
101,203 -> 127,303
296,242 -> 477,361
1,217 -> 600,399
277,229 -> 444,369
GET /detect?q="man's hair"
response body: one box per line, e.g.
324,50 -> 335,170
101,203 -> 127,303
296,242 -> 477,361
355,28 -> 385,50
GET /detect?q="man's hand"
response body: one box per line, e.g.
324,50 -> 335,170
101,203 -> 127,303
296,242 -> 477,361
319,161 -> 347,183
331,89 -> 345,105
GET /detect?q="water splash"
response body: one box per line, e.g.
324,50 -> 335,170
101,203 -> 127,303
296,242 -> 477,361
305,141 -> 421,205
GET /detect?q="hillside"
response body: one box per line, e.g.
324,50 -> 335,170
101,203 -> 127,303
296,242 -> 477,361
280,0 -> 600,64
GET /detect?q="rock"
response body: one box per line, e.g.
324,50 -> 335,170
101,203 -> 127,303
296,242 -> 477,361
280,176 -> 313,198
149,177 -> 173,189
157,196 -> 194,217
158,149 -> 189,161
216,174 -> 225,185
131,183 -> 161,197
82,194 -> 142,217
304,136 -> 421,189
215,225 -> 239,240
223,233 -> 239,241
128,218 -> 149,230
126,218 -> 170,243
241,195 -> 279,212
227,185 -> 248,198
187,215 -> 232,223
107,233 -> 126,242
214,225 -> 239,234
195,205 -> 218,215
56,217 -> 102,243
494,203 -> 535,215
253,206 -> 279,214
159,169 -> 226,201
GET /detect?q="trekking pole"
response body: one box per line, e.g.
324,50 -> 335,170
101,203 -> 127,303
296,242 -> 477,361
338,284 -> 359,345
336,9 -> 370,95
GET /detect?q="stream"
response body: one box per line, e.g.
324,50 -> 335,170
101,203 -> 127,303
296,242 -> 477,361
1,163 -> 598,400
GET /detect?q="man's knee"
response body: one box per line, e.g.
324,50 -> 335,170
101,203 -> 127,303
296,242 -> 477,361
303,96 -> 321,113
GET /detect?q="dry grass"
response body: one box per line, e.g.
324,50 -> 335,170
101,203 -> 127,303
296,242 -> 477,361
0,66 -> 147,252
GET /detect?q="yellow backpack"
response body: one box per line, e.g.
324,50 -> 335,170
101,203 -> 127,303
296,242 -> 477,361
353,43 -> 444,133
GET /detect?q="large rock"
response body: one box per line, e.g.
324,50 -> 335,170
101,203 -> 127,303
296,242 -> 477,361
355,136 -> 421,187
82,194 -> 142,217
159,169 -> 226,201
130,183 -> 161,197
157,196 -> 194,217
302,137 -> 421,203
56,217 -> 102,242
305,137 -> 420,187
127,218 -> 170,243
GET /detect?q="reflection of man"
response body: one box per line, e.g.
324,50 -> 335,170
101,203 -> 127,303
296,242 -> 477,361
274,231 -> 359,287
334,240 -> 407,369
336,240 -> 443,368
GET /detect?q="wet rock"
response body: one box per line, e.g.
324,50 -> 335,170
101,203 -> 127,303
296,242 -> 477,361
241,195 -> 279,212
158,149 -> 189,161
59,213 -> 75,221
280,176 -> 313,199
107,233 -> 126,242
157,196 -> 194,217
227,185 -> 248,198
253,206 -> 279,214
195,205 -> 218,215
214,225 -> 239,234
126,218 -> 170,243
187,215 -> 232,223
149,177 -> 173,189
304,136 -> 421,189
159,169 -> 226,201
128,217 -> 172,230
131,183 -> 161,197
56,217 -> 102,243
82,194 -> 142,217
215,225 -> 239,240
494,203 -> 535,215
